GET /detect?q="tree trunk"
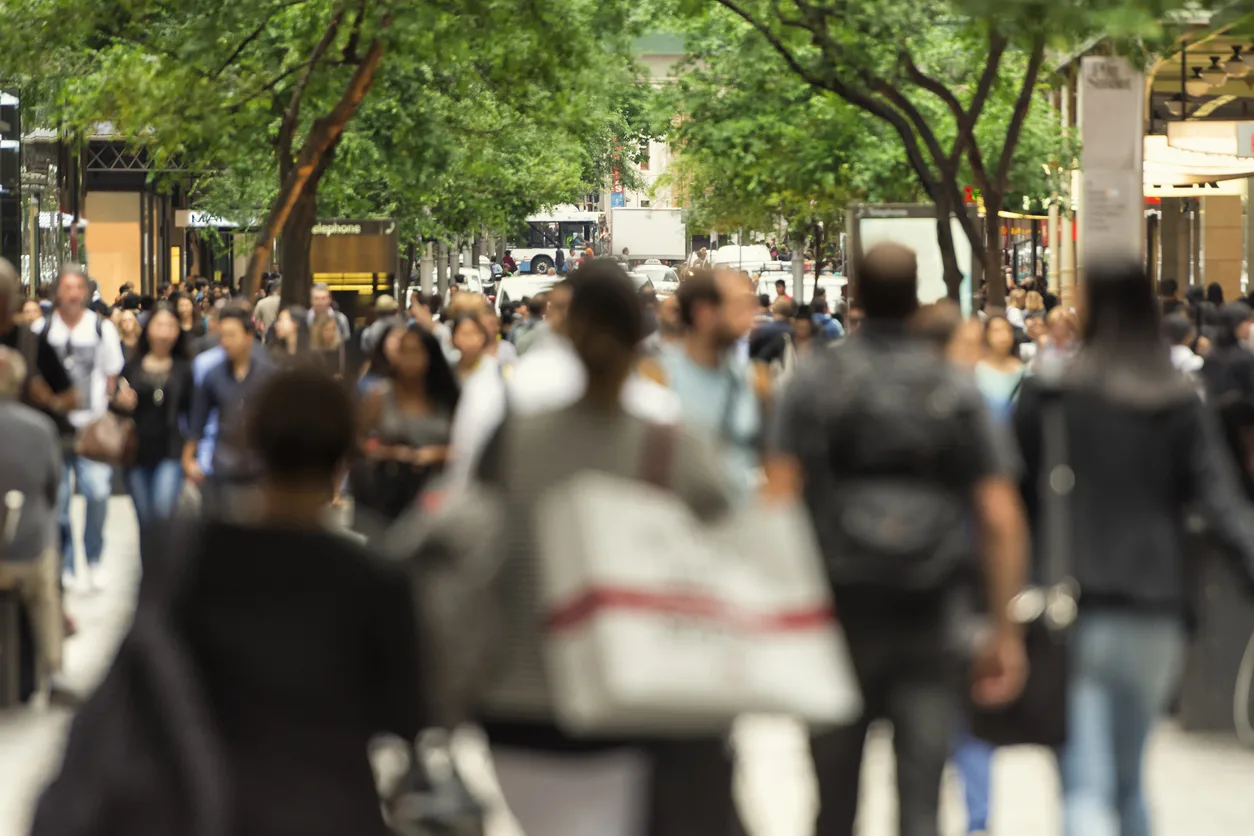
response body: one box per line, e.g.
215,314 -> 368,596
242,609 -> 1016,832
983,192 -> 1006,310
812,222 -> 826,281
240,29 -> 391,299
933,190 -> 964,301
279,171 -> 321,306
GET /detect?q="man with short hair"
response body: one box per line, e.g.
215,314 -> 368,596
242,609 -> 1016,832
0,259 -> 74,418
513,292 -> 550,356
310,282 -> 351,341
774,278 -> 791,301
766,242 -> 1027,836
253,278 -> 283,332
38,266 -> 125,590
0,345 -> 65,690
184,307 -> 274,517
749,295 -> 797,367
661,270 -> 761,504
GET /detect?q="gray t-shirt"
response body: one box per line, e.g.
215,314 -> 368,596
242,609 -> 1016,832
0,402 -> 62,563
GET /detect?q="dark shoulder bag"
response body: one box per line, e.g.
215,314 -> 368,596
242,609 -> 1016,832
970,392 -> 1078,748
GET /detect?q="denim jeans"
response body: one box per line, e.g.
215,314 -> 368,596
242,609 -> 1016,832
1060,610 -> 1187,836
57,453 -> 114,575
126,460 -> 184,530
951,731 -> 993,833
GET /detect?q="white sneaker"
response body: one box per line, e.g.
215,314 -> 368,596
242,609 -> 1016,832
61,570 -> 78,592
88,565 -> 106,592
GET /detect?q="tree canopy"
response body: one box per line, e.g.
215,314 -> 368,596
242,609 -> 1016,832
1,0 -> 650,299
681,0 -> 1213,303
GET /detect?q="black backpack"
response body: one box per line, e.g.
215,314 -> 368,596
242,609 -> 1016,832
801,338 -> 982,591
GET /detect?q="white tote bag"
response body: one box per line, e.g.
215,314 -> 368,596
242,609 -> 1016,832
535,471 -> 862,736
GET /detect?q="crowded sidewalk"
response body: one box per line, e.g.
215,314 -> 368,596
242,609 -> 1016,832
3,502 -> 1254,836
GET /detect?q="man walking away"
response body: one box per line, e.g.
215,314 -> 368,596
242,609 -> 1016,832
765,242 -> 1028,836
0,347 -> 64,696
38,267 -> 126,591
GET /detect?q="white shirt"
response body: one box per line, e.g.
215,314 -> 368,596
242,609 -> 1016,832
37,310 -> 125,429
445,335 -> 682,492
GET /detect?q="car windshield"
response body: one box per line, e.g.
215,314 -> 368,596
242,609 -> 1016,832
638,266 -> 678,283
628,273 -> 655,291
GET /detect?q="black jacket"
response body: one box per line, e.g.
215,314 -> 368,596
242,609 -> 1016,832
32,522 -> 423,836
1015,380 -> 1254,622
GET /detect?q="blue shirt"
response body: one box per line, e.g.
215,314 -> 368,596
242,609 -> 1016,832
192,346 -> 225,475
658,345 -> 761,506
190,354 -> 273,481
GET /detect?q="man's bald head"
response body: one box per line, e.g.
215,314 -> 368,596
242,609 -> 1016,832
858,242 -> 919,321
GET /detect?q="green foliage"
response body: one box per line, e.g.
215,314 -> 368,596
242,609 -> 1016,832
658,11 -> 922,235
1,0 -> 649,246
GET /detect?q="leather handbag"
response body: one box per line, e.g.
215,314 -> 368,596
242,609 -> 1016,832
75,411 -> 138,467
970,392 -> 1077,748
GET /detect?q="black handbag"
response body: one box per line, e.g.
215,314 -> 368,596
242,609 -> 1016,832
970,392 -> 1078,748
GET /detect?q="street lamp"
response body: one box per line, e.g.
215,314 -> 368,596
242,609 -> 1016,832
1185,67 -> 1212,98
1202,56 -> 1228,87
1227,46 -> 1251,78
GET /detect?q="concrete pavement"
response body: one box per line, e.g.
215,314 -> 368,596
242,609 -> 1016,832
4,501 -> 1254,836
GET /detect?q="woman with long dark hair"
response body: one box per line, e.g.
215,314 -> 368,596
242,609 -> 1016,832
354,326 -> 460,529
111,303 -> 193,533
267,305 -> 310,367
1014,263 -> 1254,836
171,292 -> 206,340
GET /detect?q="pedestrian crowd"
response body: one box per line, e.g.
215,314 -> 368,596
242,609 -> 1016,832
3,246 -> 1254,836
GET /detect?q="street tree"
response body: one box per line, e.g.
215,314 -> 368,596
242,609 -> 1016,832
2,0 -> 643,302
696,0 -> 1202,305
659,14 -> 923,273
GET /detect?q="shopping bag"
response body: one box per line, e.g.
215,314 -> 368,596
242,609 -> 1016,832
535,471 -> 861,736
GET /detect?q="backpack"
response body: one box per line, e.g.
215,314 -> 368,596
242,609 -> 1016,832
801,339 -> 982,591
29,522 -> 230,836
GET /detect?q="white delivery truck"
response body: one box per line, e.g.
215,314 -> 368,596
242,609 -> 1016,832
611,208 -> 687,263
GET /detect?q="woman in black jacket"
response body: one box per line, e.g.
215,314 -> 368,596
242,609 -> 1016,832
112,303 -> 193,535
1014,264 -> 1254,836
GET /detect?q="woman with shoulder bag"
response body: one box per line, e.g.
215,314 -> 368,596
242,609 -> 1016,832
1013,263 -> 1254,836
354,326 -> 459,533
111,303 -> 193,538
474,264 -> 734,836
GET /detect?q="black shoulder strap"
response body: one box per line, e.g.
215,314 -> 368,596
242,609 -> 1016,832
17,325 -> 39,376
1039,392 -> 1073,589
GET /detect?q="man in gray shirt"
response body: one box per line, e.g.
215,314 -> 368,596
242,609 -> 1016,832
0,345 -> 64,688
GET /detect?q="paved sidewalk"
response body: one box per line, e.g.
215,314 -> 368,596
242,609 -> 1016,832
4,503 -> 1254,836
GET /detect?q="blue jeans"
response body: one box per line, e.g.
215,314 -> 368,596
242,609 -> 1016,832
127,460 -> 184,529
951,731 -> 993,832
1060,610 -> 1187,836
57,454 -> 114,575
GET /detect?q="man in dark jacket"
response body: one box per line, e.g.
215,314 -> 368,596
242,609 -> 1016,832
765,242 -> 1028,836
1201,302 -> 1254,403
